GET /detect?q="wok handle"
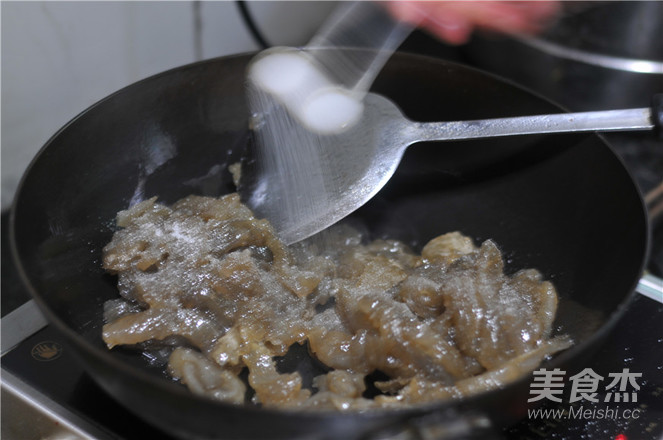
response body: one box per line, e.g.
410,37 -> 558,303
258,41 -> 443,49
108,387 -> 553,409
637,274 -> 663,304
414,107 -> 655,142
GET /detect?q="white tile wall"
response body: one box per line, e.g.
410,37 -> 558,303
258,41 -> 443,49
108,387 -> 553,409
1,1 -> 336,210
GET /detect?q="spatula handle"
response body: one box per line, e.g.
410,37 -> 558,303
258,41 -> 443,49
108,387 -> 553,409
416,107 -> 655,142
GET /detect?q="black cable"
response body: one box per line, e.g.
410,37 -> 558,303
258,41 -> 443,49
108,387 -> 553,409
236,1 -> 270,49
193,1 -> 203,60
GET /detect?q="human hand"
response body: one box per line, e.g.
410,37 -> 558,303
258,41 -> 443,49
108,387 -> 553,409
383,1 -> 561,45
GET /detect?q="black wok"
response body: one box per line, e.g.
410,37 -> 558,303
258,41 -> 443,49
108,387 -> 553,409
10,52 -> 649,439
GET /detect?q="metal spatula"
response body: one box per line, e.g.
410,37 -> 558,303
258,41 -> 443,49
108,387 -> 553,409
239,91 -> 662,245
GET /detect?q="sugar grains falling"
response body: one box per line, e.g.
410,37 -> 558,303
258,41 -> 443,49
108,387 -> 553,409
239,2 -> 414,244
242,47 -> 365,245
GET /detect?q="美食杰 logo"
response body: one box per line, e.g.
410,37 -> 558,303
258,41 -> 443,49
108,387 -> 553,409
527,368 -> 644,421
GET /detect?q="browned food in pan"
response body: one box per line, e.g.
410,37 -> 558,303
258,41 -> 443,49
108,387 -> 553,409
102,193 -> 571,410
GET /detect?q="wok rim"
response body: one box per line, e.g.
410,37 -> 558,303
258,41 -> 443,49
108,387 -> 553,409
8,50 -> 651,426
